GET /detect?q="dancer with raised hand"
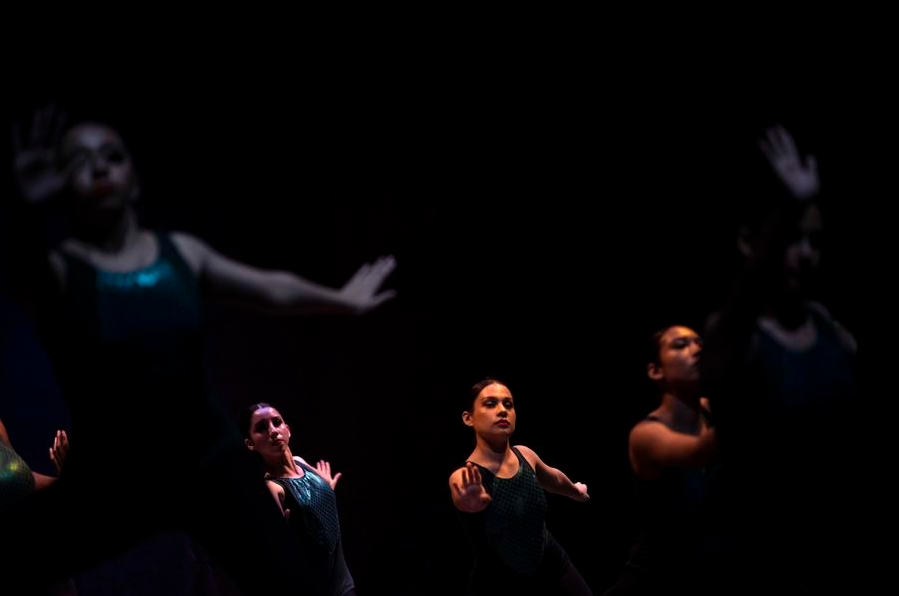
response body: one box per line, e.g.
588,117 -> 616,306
1,104 -> 397,595
449,377 -> 594,595
701,124 -> 860,595
241,402 -> 356,596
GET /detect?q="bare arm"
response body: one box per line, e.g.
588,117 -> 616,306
265,479 -> 289,518
0,418 -> 10,444
169,232 -> 396,315
517,445 -> 590,502
628,420 -> 718,481
807,300 -> 858,356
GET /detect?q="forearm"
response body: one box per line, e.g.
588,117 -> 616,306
206,269 -> 356,315
542,469 -> 581,499
32,472 -> 57,491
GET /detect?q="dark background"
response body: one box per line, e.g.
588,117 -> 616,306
1,27 -> 893,594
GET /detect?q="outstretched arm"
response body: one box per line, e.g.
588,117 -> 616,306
518,445 -> 590,503
170,232 -> 397,315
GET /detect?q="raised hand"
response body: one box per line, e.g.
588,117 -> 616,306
11,104 -> 71,204
758,124 -> 820,200
49,430 -> 69,475
337,254 -> 397,314
452,462 -> 491,511
314,459 -> 342,490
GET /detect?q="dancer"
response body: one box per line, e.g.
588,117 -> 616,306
601,325 -> 718,595
701,124 -> 860,594
241,402 -> 356,596
1,417 -> 75,595
449,377 -> 594,595
1,105 -> 397,595
0,416 -> 67,513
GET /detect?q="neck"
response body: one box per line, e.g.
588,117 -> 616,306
264,447 -> 298,478
657,388 -> 704,433
765,291 -> 809,331
72,207 -> 141,253
473,436 -> 510,463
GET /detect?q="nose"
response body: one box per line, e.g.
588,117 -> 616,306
689,339 -> 702,357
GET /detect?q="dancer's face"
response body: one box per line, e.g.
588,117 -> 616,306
245,406 -> 292,462
648,326 -> 703,386
59,123 -> 137,214
782,203 -> 824,295
463,382 -> 516,438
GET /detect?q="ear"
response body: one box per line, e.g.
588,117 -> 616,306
244,438 -> 255,450
736,225 -> 754,259
462,411 -> 474,427
647,362 -> 663,382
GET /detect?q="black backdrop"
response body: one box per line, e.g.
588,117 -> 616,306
1,31 -> 893,594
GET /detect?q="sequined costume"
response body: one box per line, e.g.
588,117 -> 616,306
0,438 -> 35,518
456,446 -> 593,595
268,456 -> 355,596
0,232 -> 305,596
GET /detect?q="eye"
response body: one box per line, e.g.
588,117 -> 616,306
105,149 -> 126,164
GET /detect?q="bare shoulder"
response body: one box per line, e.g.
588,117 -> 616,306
806,300 -> 835,321
807,300 -> 858,355
168,230 -> 210,254
629,418 -> 665,443
512,444 -> 540,467
512,444 -> 536,457
168,231 -> 212,275
47,249 -> 66,289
